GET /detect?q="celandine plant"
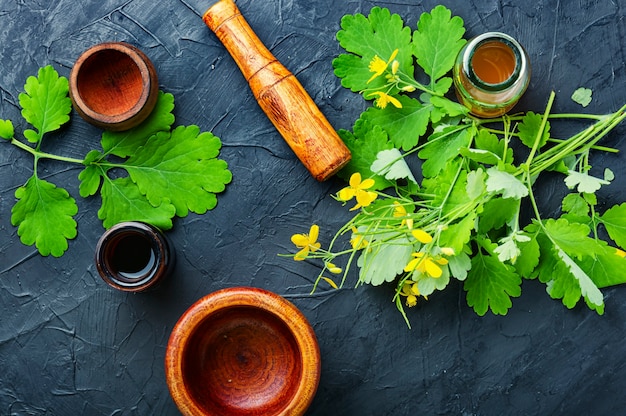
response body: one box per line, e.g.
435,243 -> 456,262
286,5 -> 626,327
0,66 -> 232,257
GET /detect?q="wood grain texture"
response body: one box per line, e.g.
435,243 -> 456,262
69,42 -> 159,131
165,287 -> 321,416
203,0 -> 351,181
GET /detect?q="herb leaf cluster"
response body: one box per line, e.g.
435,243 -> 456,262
289,5 -> 626,324
1,65 -> 232,257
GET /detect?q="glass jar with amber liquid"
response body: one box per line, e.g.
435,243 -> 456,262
453,32 -> 530,118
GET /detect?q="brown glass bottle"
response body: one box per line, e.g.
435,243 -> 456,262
95,221 -> 175,292
453,32 -> 531,118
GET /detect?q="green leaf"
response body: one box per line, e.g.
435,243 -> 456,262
464,247 -> 522,316
370,148 -> 417,183
18,65 -> 71,142
544,218 -> 597,260
412,5 -> 466,82
439,213 -> 476,256
572,87 -> 592,107
599,203 -> 626,248
0,119 -> 14,139
357,234 -> 412,286
460,147 -> 501,166
429,96 -> 468,118
359,95 -> 432,151
562,193 -> 589,218
419,124 -> 473,177
11,176 -> 77,257
475,128 -> 513,164
564,170 -> 610,194
494,232 -> 531,263
448,251 -> 471,281
333,7 -> 413,93
514,235 -> 541,277
98,176 -> 176,230
338,123 -> 394,190
553,247 -> 604,313
576,241 -> 626,288
517,111 -> 550,149
485,167 -> 528,199
124,125 -> 232,217
532,230 -> 604,313
101,91 -> 175,157
477,197 -> 519,233
415,267 -> 451,296
78,150 -> 107,198
465,168 -> 486,199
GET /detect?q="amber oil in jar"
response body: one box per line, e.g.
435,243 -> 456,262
453,32 -> 530,118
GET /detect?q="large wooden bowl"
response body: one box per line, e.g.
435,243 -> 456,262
69,42 -> 158,131
165,287 -> 321,416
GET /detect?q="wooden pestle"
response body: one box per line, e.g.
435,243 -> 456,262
203,0 -> 351,181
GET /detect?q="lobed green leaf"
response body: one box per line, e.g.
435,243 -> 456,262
333,7 -> 413,94
337,123 -> 393,190
101,91 -> 175,158
357,234 -> 412,286
544,218 -> 598,260
11,176 -> 77,257
412,5 -> 466,83
124,126 -> 232,217
485,167 -> 528,199
518,111 -> 550,149
419,124 -> 473,177
0,119 -> 14,139
360,95 -> 432,151
18,65 -> 71,143
98,176 -> 176,230
464,246 -> 522,316
599,203 -> 626,248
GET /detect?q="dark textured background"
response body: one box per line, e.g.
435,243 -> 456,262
1,0 -> 626,415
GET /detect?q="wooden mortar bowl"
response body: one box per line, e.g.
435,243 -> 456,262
69,42 -> 158,131
165,287 -> 321,416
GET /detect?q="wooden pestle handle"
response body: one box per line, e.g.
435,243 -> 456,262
203,0 -> 351,181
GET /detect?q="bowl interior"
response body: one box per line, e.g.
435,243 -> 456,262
76,48 -> 143,117
182,305 -> 303,415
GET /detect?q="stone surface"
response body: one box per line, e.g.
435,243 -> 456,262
1,0 -> 625,415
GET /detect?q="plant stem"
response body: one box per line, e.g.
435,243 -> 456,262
525,91 -> 556,167
10,138 -> 84,165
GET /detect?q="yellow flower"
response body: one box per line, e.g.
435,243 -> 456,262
411,229 -> 433,244
291,224 -> 321,260
368,91 -> 403,109
616,248 -> 626,258
400,281 -> 420,307
404,252 -> 447,278
337,172 -> 378,211
393,202 -> 413,229
367,49 -> 399,83
350,227 -> 369,250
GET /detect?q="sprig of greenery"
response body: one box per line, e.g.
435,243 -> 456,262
1,65 -> 232,257
286,5 -> 626,327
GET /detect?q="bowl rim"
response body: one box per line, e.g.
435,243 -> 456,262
165,286 -> 321,416
69,41 -> 157,129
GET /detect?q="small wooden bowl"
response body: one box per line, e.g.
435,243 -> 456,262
165,287 -> 321,416
69,42 -> 159,131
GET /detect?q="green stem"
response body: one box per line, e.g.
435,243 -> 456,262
525,91 -> 556,167
546,138 -> 618,153
529,104 -> 626,176
10,138 -> 85,164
